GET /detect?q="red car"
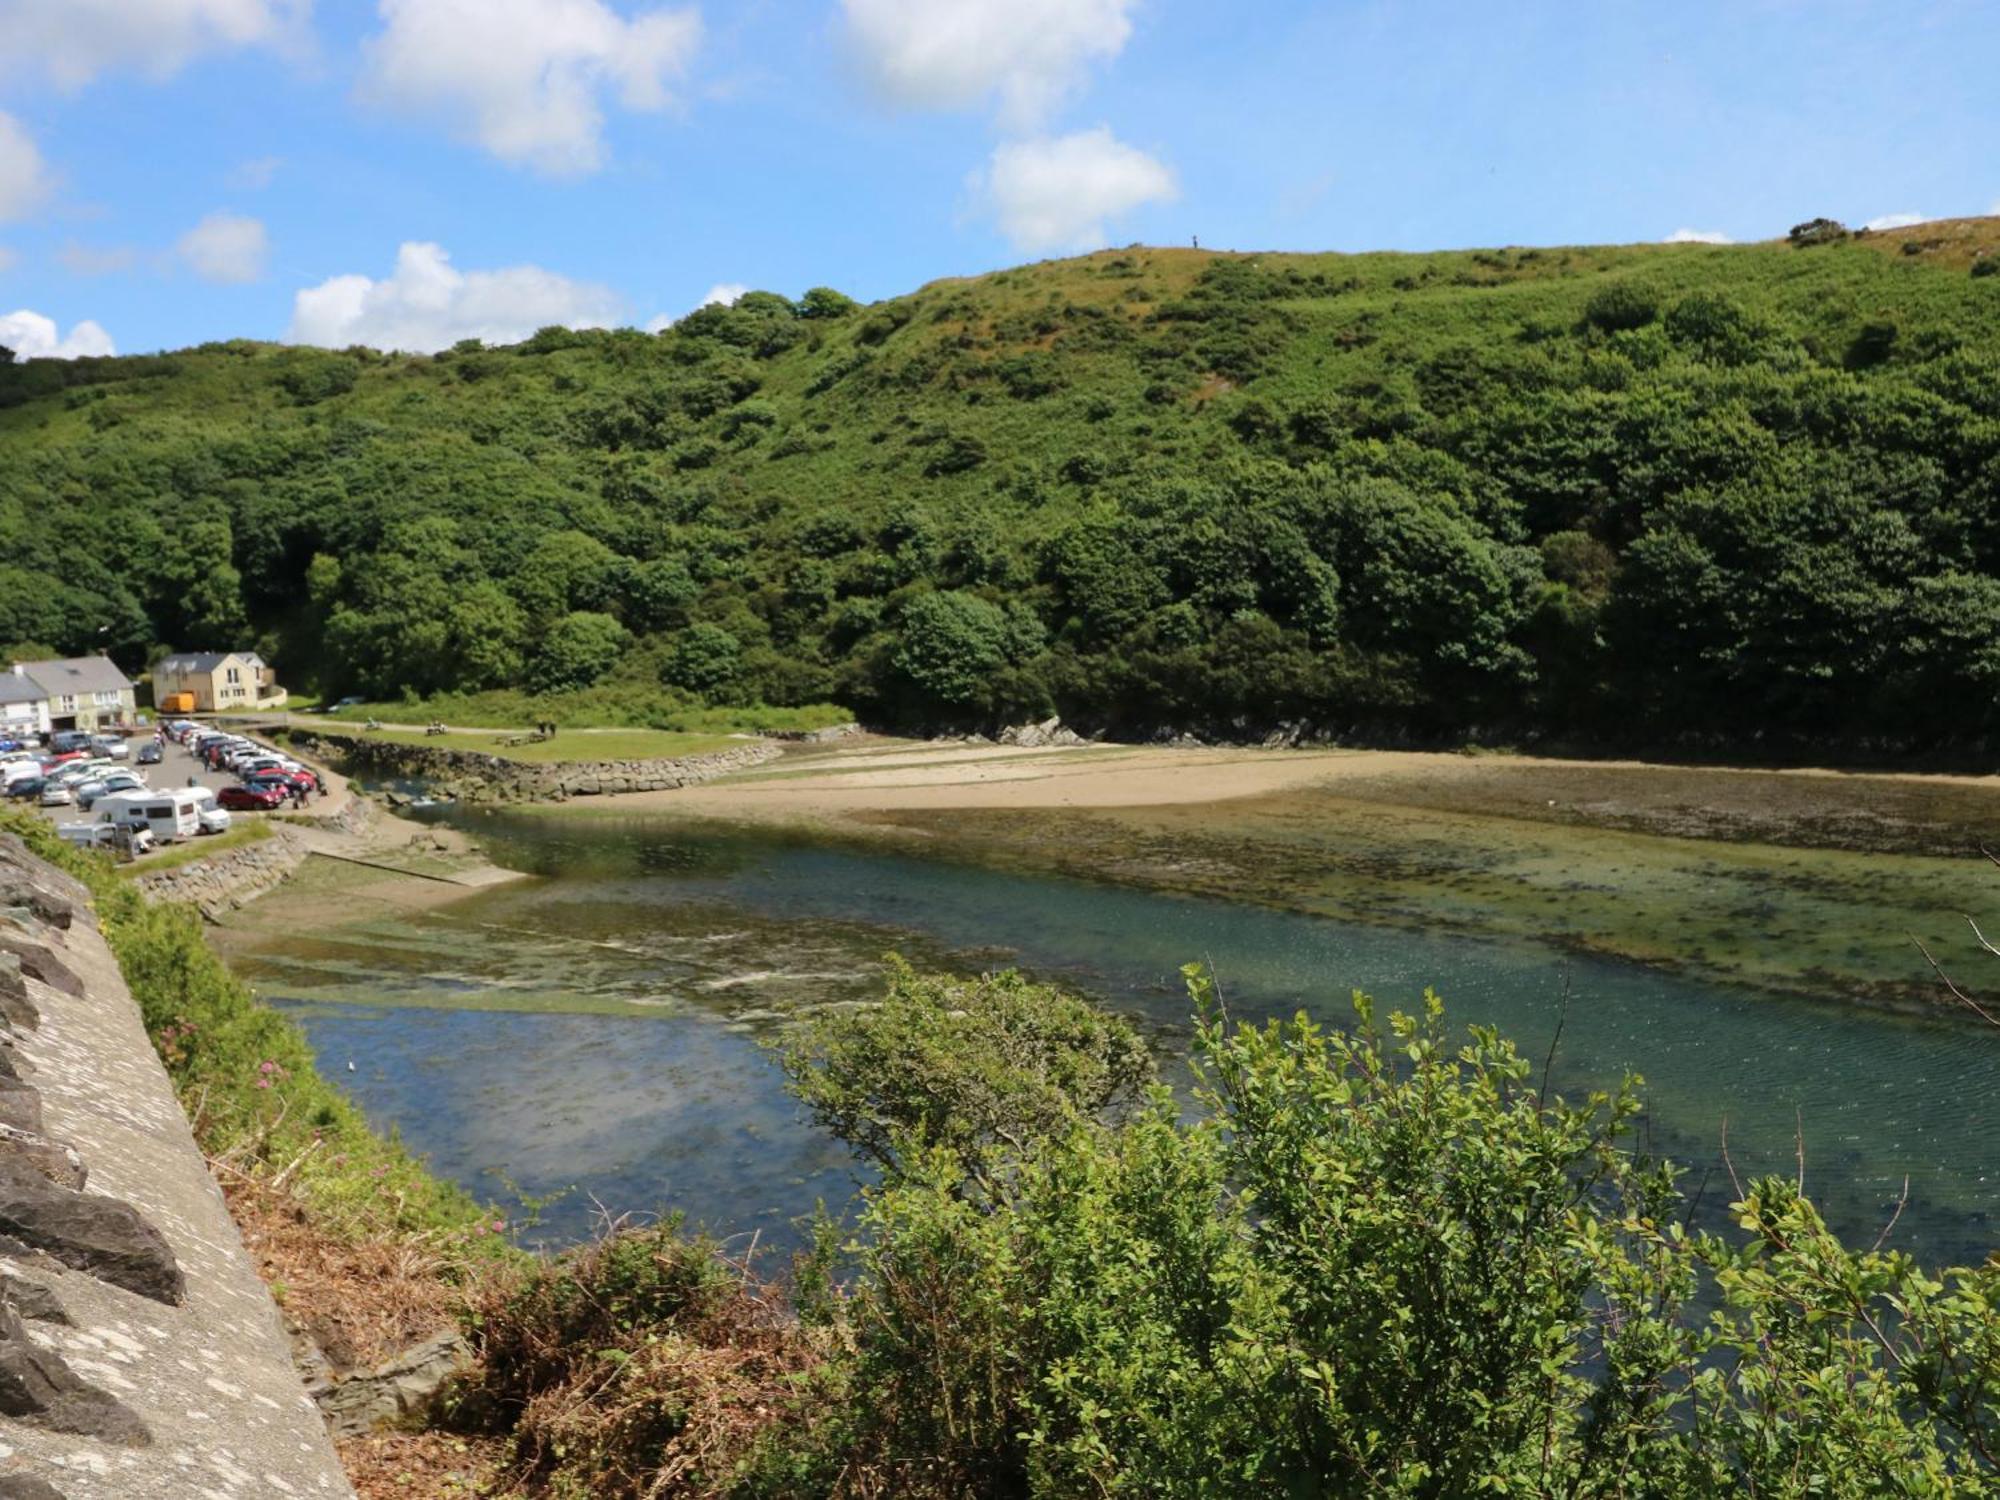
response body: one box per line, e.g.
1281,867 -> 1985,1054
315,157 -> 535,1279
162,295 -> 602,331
248,769 -> 316,794
217,784 -> 286,811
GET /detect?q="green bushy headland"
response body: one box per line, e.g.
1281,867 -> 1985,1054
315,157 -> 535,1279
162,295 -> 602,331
6,218 -> 2000,753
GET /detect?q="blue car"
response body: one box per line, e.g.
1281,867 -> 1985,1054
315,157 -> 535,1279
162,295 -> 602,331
5,777 -> 44,800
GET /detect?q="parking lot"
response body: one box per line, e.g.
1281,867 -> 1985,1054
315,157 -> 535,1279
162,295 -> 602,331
10,725 -> 330,847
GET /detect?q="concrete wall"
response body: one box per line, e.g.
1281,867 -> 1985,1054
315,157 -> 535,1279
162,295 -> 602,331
0,834 -> 353,1498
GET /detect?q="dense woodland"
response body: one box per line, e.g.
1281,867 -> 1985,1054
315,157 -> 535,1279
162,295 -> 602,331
4,218 -> 2000,750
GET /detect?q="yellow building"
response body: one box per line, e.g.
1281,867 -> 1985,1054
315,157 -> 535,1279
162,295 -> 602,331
151,651 -> 286,714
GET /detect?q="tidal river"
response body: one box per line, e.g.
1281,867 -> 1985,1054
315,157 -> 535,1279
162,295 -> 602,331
224,812 -> 2000,1265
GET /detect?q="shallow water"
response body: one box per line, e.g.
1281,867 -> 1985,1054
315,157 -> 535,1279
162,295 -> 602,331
228,812 -> 2000,1264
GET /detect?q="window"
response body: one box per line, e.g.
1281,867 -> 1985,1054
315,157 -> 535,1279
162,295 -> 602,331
226,667 -> 241,684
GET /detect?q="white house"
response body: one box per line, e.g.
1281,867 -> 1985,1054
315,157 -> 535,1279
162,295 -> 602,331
0,666 -> 50,741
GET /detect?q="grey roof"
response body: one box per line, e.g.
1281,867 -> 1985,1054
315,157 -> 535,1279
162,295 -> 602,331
13,656 -> 134,696
0,672 -> 47,706
156,651 -> 263,674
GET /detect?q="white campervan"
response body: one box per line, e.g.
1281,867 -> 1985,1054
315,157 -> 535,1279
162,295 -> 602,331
94,788 -> 203,844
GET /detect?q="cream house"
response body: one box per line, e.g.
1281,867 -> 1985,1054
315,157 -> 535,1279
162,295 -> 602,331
10,656 -> 137,732
152,651 -> 286,713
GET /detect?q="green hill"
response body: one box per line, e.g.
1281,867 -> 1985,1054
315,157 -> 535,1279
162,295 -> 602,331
5,217 -> 1999,751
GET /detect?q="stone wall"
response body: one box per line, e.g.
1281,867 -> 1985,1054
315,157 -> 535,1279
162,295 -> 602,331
286,730 -> 785,804
0,834 -> 353,1498
130,828 -> 310,922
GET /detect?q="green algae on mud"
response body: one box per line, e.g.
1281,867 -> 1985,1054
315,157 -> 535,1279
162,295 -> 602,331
858,788 -> 2000,1014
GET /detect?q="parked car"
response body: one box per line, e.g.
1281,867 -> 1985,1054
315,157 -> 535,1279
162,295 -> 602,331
58,822 -> 155,857
186,789 -> 231,835
216,784 -> 285,811
5,778 -> 43,801
38,784 -> 72,806
90,736 -> 130,761
78,773 -> 145,808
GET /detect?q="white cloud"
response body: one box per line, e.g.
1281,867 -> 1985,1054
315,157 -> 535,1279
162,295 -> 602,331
974,127 -> 1175,254
288,240 -> 623,352
360,0 -> 702,177
0,308 -> 115,360
1664,227 -> 1732,245
57,242 -> 139,274
1863,211 -> 1930,231
0,112 -> 50,223
227,154 -> 283,190
843,0 -> 1135,129
177,211 -> 268,283
0,0 -> 308,88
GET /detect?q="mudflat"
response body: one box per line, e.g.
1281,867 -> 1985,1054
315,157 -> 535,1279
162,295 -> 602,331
629,738 -> 2000,858
583,739 -> 2000,1011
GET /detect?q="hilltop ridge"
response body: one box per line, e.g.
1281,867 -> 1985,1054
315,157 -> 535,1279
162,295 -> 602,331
4,219 -> 2000,752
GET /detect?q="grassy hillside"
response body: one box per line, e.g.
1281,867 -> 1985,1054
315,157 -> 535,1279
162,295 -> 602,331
4,218 -> 1999,751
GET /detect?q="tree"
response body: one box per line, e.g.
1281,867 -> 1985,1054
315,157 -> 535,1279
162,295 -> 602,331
892,590 -> 1011,708
798,286 -> 860,320
529,611 -> 629,693
775,957 -> 1152,1192
661,622 -> 741,694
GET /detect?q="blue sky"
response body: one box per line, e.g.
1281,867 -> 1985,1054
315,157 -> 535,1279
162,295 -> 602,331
0,0 -> 1994,357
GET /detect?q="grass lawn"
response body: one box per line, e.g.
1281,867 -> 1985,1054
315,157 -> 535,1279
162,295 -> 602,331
116,817 -> 275,876
339,726 -> 743,762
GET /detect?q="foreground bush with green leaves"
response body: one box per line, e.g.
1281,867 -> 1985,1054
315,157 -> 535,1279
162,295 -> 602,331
461,961 -> 2000,1497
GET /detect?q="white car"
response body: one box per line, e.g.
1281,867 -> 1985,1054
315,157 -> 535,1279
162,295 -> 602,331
38,784 -> 72,806
58,822 -> 155,856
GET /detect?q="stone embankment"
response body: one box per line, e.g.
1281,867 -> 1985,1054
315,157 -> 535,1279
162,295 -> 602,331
285,730 -> 784,804
130,828 -> 311,921
0,834 -> 352,1498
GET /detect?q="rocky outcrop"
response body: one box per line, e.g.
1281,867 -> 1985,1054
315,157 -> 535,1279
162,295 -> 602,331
288,730 -> 785,805
302,1329 -> 471,1439
130,827 -> 310,920
996,716 -> 1088,749
0,837 -> 352,1498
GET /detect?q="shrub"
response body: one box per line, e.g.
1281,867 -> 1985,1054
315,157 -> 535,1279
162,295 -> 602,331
1581,283 -> 1661,333
1789,216 -> 1850,247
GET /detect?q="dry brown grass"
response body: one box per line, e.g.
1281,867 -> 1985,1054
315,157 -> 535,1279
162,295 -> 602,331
463,1223 -> 827,1498
226,1173 -> 466,1368
1855,213 -> 2000,271
337,1431 -> 508,1498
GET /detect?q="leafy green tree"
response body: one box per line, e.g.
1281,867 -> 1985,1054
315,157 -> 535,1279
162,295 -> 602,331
529,610 -> 629,693
775,957 -> 1152,1192
892,590 -> 1011,708
797,286 -> 860,319
661,622 -> 741,694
